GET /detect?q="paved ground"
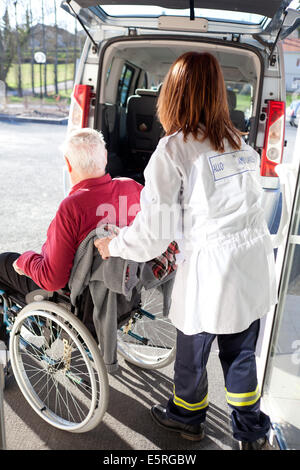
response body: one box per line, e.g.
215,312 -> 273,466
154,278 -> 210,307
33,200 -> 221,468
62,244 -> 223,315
3,353 -> 235,451
0,122 -> 66,255
0,121 -> 297,452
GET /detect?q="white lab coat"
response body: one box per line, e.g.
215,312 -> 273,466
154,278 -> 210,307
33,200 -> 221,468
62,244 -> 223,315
109,130 -> 277,335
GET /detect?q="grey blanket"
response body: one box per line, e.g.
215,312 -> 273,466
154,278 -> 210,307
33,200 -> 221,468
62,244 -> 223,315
68,229 -> 175,373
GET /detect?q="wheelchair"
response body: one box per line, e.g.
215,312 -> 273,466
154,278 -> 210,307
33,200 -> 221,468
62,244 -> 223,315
0,281 -> 176,434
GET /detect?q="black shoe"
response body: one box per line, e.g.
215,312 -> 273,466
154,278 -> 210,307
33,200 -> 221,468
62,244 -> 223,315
150,404 -> 205,441
239,436 -> 274,450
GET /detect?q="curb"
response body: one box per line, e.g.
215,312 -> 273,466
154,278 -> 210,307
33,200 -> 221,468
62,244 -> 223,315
0,113 -> 68,125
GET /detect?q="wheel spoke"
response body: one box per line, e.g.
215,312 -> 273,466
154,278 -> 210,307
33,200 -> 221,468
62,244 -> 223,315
118,287 -> 176,368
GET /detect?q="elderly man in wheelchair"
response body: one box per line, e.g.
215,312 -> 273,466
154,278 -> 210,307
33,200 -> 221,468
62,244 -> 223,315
0,128 -> 177,433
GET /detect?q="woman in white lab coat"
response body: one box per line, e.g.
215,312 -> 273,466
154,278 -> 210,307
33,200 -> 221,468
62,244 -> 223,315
95,52 -> 277,450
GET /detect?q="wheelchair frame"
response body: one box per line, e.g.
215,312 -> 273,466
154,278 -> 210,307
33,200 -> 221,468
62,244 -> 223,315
0,284 -> 176,434
0,346 -> 6,449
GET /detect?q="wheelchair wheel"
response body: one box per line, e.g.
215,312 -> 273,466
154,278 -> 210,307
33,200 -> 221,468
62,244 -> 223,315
117,286 -> 177,369
9,301 -> 109,433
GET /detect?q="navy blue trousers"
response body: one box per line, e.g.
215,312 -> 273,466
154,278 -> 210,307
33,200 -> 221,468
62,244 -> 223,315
166,320 -> 270,442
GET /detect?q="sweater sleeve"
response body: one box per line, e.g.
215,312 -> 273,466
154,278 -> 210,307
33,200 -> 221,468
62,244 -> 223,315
16,199 -> 78,291
109,144 -> 183,262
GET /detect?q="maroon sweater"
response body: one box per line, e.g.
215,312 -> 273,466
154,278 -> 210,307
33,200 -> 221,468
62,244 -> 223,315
16,174 -> 142,291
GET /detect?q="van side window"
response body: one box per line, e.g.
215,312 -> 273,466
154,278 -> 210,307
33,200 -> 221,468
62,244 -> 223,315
117,64 -> 135,106
106,58 -> 114,83
138,72 -> 148,90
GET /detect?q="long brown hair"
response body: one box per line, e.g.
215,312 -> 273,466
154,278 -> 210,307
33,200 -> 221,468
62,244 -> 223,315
157,51 -> 242,152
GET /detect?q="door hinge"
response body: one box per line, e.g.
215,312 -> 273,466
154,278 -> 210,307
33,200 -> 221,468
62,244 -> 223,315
269,54 -> 277,67
231,33 -> 240,43
268,10 -> 288,65
128,27 -> 137,37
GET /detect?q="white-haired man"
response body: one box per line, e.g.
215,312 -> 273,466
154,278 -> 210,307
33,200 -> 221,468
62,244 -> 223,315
0,128 -> 142,298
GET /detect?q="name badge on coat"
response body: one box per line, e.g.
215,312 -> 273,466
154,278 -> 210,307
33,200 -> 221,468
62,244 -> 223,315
208,150 -> 257,182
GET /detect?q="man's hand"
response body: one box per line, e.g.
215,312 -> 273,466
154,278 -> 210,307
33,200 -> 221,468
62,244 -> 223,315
13,259 -> 26,276
94,237 -> 113,260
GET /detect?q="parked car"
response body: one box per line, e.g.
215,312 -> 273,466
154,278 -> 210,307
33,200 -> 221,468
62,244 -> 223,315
61,0 -> 300,230
286,100 -> 300,127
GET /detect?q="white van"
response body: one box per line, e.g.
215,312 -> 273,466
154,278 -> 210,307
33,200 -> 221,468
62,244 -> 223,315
62,1 -> 300,448
62,0 -> 300,230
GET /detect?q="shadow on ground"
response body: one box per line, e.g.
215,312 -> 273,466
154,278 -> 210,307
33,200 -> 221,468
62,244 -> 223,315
3,353 -> 236,450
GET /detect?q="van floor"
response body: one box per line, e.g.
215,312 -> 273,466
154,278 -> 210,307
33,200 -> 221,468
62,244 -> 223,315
3,346 -> 237,450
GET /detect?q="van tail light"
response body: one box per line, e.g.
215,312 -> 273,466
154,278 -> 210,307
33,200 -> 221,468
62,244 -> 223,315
260,100 -> 285,178
68,84 -> 93,130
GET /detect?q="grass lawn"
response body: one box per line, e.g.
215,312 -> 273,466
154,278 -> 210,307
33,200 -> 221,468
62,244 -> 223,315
7,89 -> 72,105
6,63 -> 75,90
235,93 -> 300,111
286,92 -> 300,107
236,94 -> 252,112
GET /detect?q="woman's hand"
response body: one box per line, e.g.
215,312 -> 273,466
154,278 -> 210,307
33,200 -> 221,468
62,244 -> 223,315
94,237 -> 113,260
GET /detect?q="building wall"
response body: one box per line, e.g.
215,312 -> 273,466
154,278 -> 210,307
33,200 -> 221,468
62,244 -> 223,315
284,51 -> 300,92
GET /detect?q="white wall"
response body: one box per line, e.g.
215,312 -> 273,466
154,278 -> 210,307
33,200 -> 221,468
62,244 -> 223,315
284,51 -> 300,92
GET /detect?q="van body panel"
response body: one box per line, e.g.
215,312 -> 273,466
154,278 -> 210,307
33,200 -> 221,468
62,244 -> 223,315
64,1 -> 289,226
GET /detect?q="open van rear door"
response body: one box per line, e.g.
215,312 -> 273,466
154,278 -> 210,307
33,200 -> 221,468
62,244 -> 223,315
62,1 -> 300,39
66,0 -> 291,19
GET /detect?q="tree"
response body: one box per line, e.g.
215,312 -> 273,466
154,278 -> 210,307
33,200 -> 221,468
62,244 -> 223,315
41,0 -> 47,97
11,1 -> 31,97
0,7 -> 15,94
53,0 -> 59,95
64,21 -> 70,93
73,16 -> 77,81
14,1 -> 23,97
29,0 -> 35,95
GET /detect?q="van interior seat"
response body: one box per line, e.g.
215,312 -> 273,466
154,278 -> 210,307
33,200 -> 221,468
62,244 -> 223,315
126,86 -> 163,168
227,89 -> 246,132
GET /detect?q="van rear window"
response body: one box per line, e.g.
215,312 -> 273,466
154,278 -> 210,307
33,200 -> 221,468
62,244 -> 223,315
99,6 -> 264,25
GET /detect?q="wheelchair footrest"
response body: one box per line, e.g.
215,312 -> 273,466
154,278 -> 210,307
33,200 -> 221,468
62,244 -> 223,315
127,330 -> 149,345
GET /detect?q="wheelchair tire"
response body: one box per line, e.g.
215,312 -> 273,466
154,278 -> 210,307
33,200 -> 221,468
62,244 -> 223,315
9,301 -> 109,433
117,286 -> 177,369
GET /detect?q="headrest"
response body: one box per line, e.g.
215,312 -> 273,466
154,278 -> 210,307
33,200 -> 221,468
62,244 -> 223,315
135,83 -> 163,98
135,88 -> 158,97
227,89 -> 236,111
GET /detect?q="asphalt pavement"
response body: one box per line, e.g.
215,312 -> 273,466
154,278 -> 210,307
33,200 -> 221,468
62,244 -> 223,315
0,120 -> 297,452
